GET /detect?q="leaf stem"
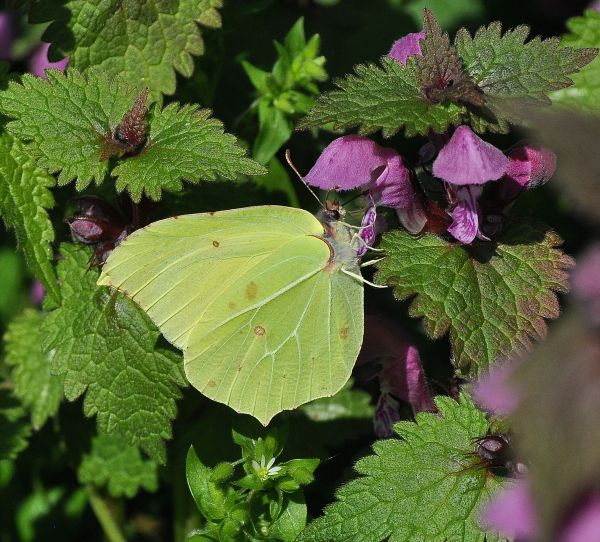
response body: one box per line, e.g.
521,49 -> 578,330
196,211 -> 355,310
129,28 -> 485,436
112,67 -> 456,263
86,486 -> 126,542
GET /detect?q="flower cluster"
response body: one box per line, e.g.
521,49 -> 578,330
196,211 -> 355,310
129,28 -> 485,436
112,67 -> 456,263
303,30 -> 557,249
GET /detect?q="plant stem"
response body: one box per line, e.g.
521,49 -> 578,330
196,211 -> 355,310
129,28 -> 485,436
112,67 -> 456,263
86,486 -> 127,542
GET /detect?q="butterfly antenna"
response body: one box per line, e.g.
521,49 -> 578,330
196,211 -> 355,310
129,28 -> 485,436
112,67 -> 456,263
341,190 -> 367,207
285,149 -> 325,209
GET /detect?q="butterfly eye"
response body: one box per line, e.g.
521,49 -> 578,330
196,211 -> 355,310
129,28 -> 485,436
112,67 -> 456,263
446,79 -> 455,88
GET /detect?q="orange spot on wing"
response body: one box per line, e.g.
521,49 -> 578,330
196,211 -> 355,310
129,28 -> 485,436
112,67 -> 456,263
254,325 -> 265,336
246,281 -> 258,300
339,327 -> 349,339
212,240 -> 220,247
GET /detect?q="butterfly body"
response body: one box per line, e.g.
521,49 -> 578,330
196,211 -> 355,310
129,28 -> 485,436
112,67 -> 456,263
98,205 -> 364,424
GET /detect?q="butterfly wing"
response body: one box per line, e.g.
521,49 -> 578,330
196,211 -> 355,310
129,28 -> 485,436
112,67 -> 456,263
98,206 -> 364,424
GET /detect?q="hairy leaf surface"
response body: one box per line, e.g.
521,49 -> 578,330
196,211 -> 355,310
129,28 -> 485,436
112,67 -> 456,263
29,0 -> 223,98
298,395 -> 507,542
375,223 -> 572,375
299,58 -> 465,137
0,134 -> 59,304
4,309 -> 63,429
42,244 -> 186,463
78,433 -> 158,498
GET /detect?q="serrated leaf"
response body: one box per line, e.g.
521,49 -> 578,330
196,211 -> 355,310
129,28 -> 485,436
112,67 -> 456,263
551,10 -> 600,111
0,390 -> 31,460
29,0 -> 223,99
41,244 -> 186,463
112,103 -> 266,202
375,222 -> 572,376
0,69 -> 135,190
0,133 -> 59,305
78,433 -> 158,498
299,57 -> 465,137
4,309 -> 63,430
298,394 -> 507,542
455,22 -> 597,132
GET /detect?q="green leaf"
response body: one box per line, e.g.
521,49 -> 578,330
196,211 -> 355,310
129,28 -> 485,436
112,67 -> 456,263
0,390 -> 31,460
252,102 -> 293,165
298,379 -> 373,422
270,491 -> 307,541
375,223 -> 572,376
299,57 -> 465,137
186,445 -> 232,521
112,103 -> 265,202
455,21 -> 597,132
0,249 -> 24,325
298,394 -> 507,542
551,10 -> 600,111
78,433 -> 158,498
4,309 -> 63,430
29,0 -> 223,99
0,133 -> 59,305
0,69 -> 135,190
41,244 -> 186,463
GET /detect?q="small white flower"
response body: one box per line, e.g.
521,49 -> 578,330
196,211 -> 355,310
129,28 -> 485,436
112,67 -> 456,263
252,455 -> 282,480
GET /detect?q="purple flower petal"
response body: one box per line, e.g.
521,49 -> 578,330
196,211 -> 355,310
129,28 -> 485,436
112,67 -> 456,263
590,1 -> 600,12
482,480 -> 538,539
561,494 -> 600,542
368,152 -> 413,208
304,135 -> 395,191
433,125 -> 508,186
29,43 -> 69,78
357,205 -> 377,257
447,185 -> 482,244
472,362 -> 521,416
388,31 -> 425,67
0,11 -> 14,60
396,197 -> 427,234
506,145 -> 557,190
374,393 -> 401,438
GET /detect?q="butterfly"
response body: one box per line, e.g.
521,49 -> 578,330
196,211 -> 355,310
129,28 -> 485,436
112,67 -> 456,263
98,204 -> 369,424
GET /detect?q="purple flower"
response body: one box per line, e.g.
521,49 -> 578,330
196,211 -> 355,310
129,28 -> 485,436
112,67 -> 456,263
358,314 -> 436,436
388,31 -> 425,66
590,1 -> 600,12
29,43 -> 69,78
0,11 -> 14,60
29,280 -> 45,306
472,362 -> 521,416
573,243 -> 600,326
433,126 -> 508,244
304,135 -> 426,236
483,480 -> 538,539
561,494 -> 600,542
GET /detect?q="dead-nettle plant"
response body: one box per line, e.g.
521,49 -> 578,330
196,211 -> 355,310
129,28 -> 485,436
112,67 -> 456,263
0,4 -> 598,542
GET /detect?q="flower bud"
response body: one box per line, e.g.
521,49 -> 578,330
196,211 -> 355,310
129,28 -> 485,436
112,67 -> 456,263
388,31 -> 425,66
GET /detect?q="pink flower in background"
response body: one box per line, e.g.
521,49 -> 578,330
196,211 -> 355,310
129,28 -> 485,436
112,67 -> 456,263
472,362 -> 521,416
0,11 -> 14,60
561,494 -> 600,542
29,43 -> 69,78
590,1 -> 600,13
358,314 -> 436,437
432,125 -> 508,244
483,479 -> 538,539
388,31 -> 425,66
29,280 -> 45,306
573,243 -> 600,326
